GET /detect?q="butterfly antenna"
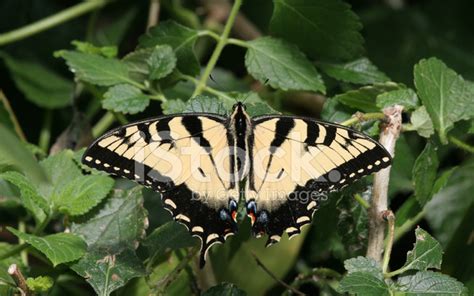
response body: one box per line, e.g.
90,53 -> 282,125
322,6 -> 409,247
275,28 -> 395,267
209,74 -> 239,103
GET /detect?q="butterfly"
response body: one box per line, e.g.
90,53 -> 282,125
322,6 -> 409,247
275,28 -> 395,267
82,102 -> 391,267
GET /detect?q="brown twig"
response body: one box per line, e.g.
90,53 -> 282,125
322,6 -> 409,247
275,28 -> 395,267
251,252 -> 305,296
8,264 -> 30,296
366,105 -> 403,263
147,0 -> 160,29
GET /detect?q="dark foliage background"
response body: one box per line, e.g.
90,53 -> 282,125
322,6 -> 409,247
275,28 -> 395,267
0,0 -> 473,295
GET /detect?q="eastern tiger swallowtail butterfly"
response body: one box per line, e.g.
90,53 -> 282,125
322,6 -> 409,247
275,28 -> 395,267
82,102 -> 391,267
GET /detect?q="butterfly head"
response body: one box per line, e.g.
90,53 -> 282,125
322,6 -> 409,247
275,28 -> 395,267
232,102 -> 246,112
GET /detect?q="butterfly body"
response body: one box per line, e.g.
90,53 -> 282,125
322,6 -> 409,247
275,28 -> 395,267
82,102 -> 391,267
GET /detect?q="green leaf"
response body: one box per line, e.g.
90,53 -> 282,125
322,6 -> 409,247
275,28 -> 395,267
71,40 -> 118,58
270,0 -> 363,60
245,37 -> 325,93
334,83 -> 400,112
1,53 -> 73,109
147,45 -> 176,80
184,95 -> 228,115
58,51 -> 134,86
425,161 -> 474,246
413,142 -> 439,206
162,99 -> 187,115
0,179 -> 22,209
376,88 -> 419,110
70,187 -> 147,295
411,106 -> 435,138
26,276 -> 54,292
0,171 -> 47,222
71,186 -> 147,252
8,228 -> 86,267
319,58 -> 389,85
123,48 -> 155,83
71,249 -> 145,296
339,272 -> 389,296
143,221 -> 196,256
396,271 -> 467,295
203,283 -> 246,296
39,150 -> 82,199
340,256 -> 389,295
53,175 -> 114,216
400,227 -> 443,272
139,20 -> 200,76
102,84 -> 150,114
414,57 -> 474,144
432,167 -> 457,196
0,124 -> 48,184
344,256 -> 382,276
321,98 -> 353,123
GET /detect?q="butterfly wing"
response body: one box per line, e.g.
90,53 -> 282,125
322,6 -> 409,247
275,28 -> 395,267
246,115 -> 392,246
82,114 -> 238,267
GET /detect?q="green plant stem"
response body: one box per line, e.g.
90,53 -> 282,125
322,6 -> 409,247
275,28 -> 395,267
0,0 -> 110,46
392,209 -> 426,244
449,136 -> 474,153
354,193 -> 370,209
191,0 -> 243,97
339,112 -> 386,126
39,110 -> 52,153
227,37 -> 250,48
385,265 -> 409,278
382,211 -> 395,274
402,123 -> 416,132
199,30 -> 221,41
18,221 -> 28,266
114,112 -> 128,125
92,112 -> 116,138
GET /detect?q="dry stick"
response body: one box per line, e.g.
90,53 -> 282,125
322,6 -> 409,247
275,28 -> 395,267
147,0 -> 160,29
366,105 -> 403,263
251,252 -> 305,296
8,264 -> 30,296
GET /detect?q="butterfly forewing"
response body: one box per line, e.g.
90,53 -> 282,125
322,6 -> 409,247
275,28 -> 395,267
82,114 -> 239,267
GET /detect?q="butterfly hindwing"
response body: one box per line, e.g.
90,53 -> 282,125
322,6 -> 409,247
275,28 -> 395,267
246,116 -> 392,245
82,114 -> 238,267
